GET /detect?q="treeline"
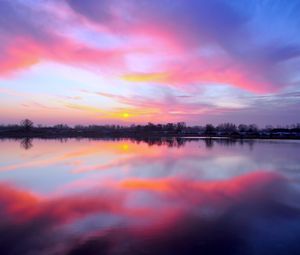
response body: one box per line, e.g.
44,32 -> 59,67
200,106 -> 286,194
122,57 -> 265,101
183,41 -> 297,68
0,119 -> 300,139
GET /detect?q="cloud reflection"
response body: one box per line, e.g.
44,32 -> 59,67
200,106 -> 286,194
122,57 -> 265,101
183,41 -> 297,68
0,170 -> 299,255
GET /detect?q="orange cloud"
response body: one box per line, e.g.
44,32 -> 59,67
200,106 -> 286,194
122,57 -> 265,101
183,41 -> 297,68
122,72 -> 169,82
119,171 -> 283,200
121,61 -> 275,94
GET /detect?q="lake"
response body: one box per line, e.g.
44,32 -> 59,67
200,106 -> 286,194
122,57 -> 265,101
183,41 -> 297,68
0,138 -> 300,255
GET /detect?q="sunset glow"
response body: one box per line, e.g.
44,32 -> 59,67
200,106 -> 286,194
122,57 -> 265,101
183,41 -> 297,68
0,2 -> 300,252
0,0 -> 299,125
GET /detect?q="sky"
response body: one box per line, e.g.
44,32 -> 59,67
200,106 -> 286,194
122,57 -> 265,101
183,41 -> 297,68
0,0 -> 300,126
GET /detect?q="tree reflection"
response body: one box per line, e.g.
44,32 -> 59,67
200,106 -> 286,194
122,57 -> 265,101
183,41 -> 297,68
130,137 -> 189,148
130,137 -> 256,149
14,137 -> 256,150
204,138 -> 214,149
20,138 -> 33,150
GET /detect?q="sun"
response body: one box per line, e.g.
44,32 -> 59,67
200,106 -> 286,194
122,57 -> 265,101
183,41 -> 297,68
122,144 -> 129,151
122,112 -> 130,118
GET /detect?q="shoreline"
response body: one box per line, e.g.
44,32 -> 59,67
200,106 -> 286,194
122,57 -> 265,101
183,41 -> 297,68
0,133 -> 299,140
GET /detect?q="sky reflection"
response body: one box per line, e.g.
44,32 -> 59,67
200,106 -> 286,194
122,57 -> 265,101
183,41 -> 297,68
0,139 -> 299,254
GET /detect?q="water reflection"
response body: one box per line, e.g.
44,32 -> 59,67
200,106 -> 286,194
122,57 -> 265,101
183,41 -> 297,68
20,137 -> 33,150
0,171 -> 299,255
11,137 -> 259,151
0,139 -> 299,254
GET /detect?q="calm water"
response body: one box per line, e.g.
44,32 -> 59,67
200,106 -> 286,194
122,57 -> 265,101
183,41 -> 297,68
0,138 -> 300,255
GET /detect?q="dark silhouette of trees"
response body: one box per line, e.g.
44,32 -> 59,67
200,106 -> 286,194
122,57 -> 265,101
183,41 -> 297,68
217,123 -> 237,135
176,122 -> 186,133
204,124 -> 215,136
0,120 -> 299,139
20,119 -> 34,131
54,124 -> 69,129
248,124 -> 258,133
238,124 -> 248,133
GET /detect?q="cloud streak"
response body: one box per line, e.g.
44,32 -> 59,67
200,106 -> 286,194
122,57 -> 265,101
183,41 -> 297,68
66,0 -> 300,93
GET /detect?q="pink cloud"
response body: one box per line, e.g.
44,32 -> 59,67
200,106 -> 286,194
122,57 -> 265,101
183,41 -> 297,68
0,36 -> 125,76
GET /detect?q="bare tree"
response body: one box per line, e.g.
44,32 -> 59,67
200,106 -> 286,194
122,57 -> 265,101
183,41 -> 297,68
20,119 -> 34,131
